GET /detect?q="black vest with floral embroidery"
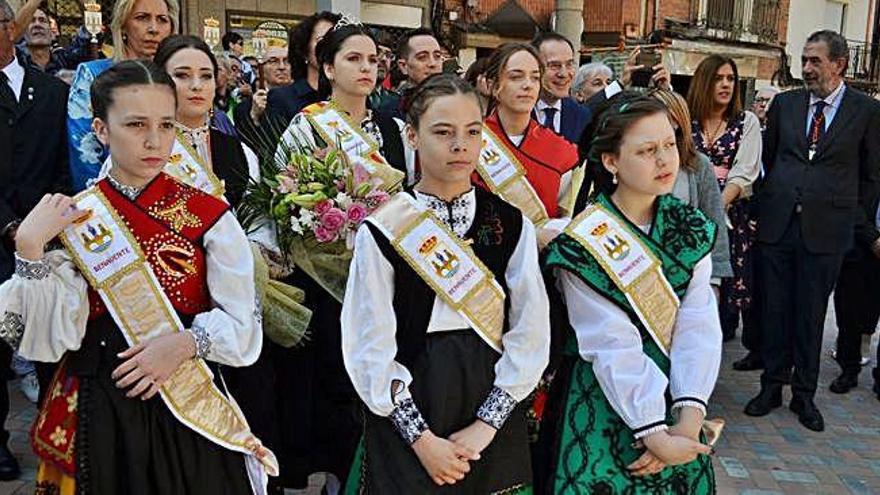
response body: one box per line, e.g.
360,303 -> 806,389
365,188 -> 523,368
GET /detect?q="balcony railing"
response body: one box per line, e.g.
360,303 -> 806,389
690,0 -> 781,44
846,39 -> 880,93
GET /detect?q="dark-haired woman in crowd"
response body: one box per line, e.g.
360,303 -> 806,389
265,11 -> 340,125
342,72 -> 549,494
687,55 -> 762,343
1,60 -> 274,494
96,35 -> 259,208
272,21 -> 407,491
538,97 -> 719,493
478,43 -> 581,248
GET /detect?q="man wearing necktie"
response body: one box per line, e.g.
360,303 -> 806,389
745,30 -> 880,432
531,32 -> 590,144
0,0 -> 70,479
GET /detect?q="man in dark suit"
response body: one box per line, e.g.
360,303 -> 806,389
377,27 -> 443,121
744,30 -> 880,431
234,45 -> 292,157
828,188 -> 880,394
530,32 -> 590,144
264,11 -> 339,127
0,0 -> 69,478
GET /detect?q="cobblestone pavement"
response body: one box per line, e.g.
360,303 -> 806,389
0,302 -> 878,494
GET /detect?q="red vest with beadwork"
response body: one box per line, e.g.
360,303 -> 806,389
87,173 -> 229,319
479,113 -> 580,218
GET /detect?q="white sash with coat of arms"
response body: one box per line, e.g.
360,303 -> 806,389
164,133 -> 226,198
366,193 -> 506,352
60,187 -> 278,492
565,204 -> 680,355
475,127 -> 549,226
302,101 -> 405,191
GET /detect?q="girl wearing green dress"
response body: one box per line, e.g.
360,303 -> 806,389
539,97 -> 719,494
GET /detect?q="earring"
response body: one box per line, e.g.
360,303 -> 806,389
612,172 -> 618,184
122,33 -> 128,43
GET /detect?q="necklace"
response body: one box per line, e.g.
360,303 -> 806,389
107,172 -> 144,200
610,192 -> 653,227
702,117 -> 726,148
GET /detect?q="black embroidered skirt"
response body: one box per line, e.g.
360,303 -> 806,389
71,317 -> 252,495
358,329 -> 532,494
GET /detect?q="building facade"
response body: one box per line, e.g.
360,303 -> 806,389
38,0 -> 876,93
785,0 -> 879,93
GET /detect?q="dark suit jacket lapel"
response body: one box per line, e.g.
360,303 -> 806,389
0,81 -> 14,112
794,90 -> 809,160
560,98 -> 574,141
15,69 -> 38,119
815,87 -> 856,160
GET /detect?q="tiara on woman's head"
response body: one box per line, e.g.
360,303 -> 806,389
332,12 -> 363,31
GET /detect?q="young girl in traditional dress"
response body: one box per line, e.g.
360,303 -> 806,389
477,43 -> 582,247
153,35 -> 290,493
271,21 -> 407,491
0,61 -> 274,494
341,73 -> 550,493
153,35 -> 260,208
539,97 -> 719,494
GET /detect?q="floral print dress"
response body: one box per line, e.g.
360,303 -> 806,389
693,114 -> 756,337
67,59 -> 113,192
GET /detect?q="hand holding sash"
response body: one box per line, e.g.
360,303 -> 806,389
15,194 -> 84,260
112,332 -> 198,400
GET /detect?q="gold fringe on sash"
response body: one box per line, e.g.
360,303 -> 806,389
60,189 -> 278,477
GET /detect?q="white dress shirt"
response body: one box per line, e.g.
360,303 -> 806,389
806,81 -> 846,134
341,191 -> 551,417
1,55 -> 25,102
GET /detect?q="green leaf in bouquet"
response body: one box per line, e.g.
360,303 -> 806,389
272,201 -> 290,219
355,182 -> 373,197
306,182 -> 326,192
325,148 -> 339,167
290,191 -> 329,208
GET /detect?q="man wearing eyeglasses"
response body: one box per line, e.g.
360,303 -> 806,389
0,0 -> 70,480
369,30 -> 396,111
530,32 -> 590,145
234,45 -> 292,156
751,86 -> 780,132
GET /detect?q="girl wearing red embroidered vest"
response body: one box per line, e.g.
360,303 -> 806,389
0,61 -> 272,494
479,43 -> 582,247
342,74 -> 549,493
